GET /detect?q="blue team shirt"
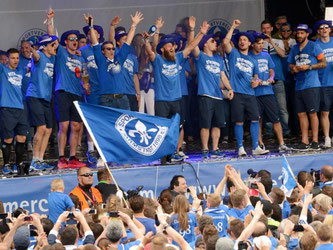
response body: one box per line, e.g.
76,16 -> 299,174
179,58 -> 190,96
79,44 -> 101,94
0,64 -> 25,109
250,51 -> 275,96
316,243 -> 333,250
263,40 -> 285,81
288,40 -> 323,91
196,51 -> 224,99
204,205 -> 229,237
18,55 -> 31,98
227,48 -> 259,96
170,212 -> 197,244
227,205 -> 254,221
93,43 -> 130,95
26,51 -> 55,102
55,45 -> 85,96
136,217 -> 156,235
48,191 -> 74,223
153,52 -> 184,101
122,53 -> 139,95
315,38 -> 333,87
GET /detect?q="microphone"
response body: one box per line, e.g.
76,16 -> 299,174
143,25 -> 157,40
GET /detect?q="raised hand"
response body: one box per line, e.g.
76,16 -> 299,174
111,15 -> 122,26
83,13 -> 94,26
233,19 -> 242,28
155,17 -> 164,29
46,9 -> 55,20
200,21 -> 210,35
130,11 -> 144,26
188,16 -> 196,30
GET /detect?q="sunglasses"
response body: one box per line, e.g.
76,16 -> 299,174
319,25 -> 330,30
281,29 -> 291,33
68,37 -> 78,41
80,173 -> 93,177
103,47 -> 115,51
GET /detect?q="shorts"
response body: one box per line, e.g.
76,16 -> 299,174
198,96 -> 225,128
54,90 -> 84,123
0,107 -> 29,139
155,100 -> 184,125
256,95 -> 280,123
320,86 -> 333,112
295,87 -> 320,113
26,97 -> 53,128
231,93 -> 259,122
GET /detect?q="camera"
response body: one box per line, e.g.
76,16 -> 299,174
24,216 -> 33,221
89,209 -> 97,215
126,185 -> 144,199
67,212 -> 77,225
310,169 -> 320,187
101,204 -> 107,209
109,211 -> 119,218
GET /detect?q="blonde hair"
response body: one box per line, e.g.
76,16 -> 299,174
173,195 -> 189,231
51,179 -> 64,192
314,194 -> 332,213
207,194 -> 221,208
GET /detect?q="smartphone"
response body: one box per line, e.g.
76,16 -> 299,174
0,213 -> 7,219
293,224 -> 304,232
89,209 -> 97,215
88,17 -> 92,27
154,214 -> 160,226
109,211 -> 119,218
24,216 -> 33,221
5,218 -> 12,223
238,241 -> 248,250
101,204 -> 107,209
250,183 -> 258,189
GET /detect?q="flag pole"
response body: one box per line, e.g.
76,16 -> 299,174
74,101 -> 128,207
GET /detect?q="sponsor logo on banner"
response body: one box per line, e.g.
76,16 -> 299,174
115,114 -> 168,156
208,19 -> 231,35
17,28 -> 46,49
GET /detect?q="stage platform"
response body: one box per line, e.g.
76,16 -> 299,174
1,149 -> 332,214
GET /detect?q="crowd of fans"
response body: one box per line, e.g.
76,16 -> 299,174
1,10 -> 333,175
1,164 -> 333,250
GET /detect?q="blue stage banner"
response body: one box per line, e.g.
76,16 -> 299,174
1,153 -> 332,214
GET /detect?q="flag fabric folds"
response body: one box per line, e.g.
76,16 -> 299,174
280,155 -> 297,197
74,102 -> 180,164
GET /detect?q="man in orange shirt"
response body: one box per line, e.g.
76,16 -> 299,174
69,167 -> 103,210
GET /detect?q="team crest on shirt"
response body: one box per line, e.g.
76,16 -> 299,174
162,64 -> 178,76
295,53 -> 311,66
115,114 -> 168,156
208,19 -> 231,35
124,59 -> 134,74
66,58 -> 82,72
44,63 -> 54,78
107,62 -> 121,74
257,59 -> 268,73
8,72 -> 23,87
87,55 -> 98,69
205,60 -> 221,75
323,48 -> 333,62
17,29 -> 46,49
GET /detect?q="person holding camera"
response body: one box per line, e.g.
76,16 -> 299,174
69,167 -> 103,211
320,165 -> 333,189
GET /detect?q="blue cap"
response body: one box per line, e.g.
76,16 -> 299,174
115,30 -> 128,42
60,30 -> 80,46
234,32 -> 255,44
198,33 -> 215,50
171,33 -> 187,51
38,34 -> 58,47
156,34 -> 180,55
313,20 -> 332,32
294,24 -> 312,34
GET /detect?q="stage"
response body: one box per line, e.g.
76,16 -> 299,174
1,149 -> 332,214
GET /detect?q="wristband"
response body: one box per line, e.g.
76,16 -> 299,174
309,65 -> 312,70
89,26 -> 93,30
56,220 -> 62,224
131,24 -> 137,28
138,243 -> 144,248
190,29 -> 195,32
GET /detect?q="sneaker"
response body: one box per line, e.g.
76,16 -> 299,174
57,158 -> 69,169
3,164 -> 13,174
295,142 -> 310,152
68,157 -> 86,168
323,137 -> 332,148
310,141 -> 320,150
278,144 -> 292,152
40,161 -> 54,170
178,150 -> 189,159
171,153 -> 184,162
12,164 -> 18,174
238,147 -> 247,157
252,146 -> 270,155
201,149 -> 209,159
210,149 -> 225,158
259,144 -> 266,150
86,151 -> 97,164
30,160 -> 45,171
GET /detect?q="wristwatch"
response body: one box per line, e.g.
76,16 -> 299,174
309,65 -> 312,70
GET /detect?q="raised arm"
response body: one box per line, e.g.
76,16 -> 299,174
83,14 -> 98,45
109,16 -> 122,45
214,165 -> 229,196
46,9 -> 55,36
223,19 -> 241,54
125,11 -> 144,45
119,211 -> 144,241
30,47 -> 41,63
188,16 -> 200,58
144,34 -> 156,62
266,35 -> 285,58
152,17 -> 164,53
182,20 -> 209,58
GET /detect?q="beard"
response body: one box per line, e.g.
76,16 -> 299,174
163,50 -> 176,62
296,36 -> 306,44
